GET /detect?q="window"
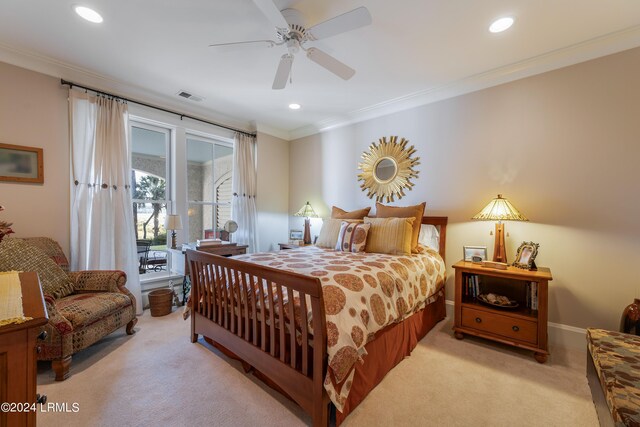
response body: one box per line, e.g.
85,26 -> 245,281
186,135 -> 233,243
130,121 -> 171,276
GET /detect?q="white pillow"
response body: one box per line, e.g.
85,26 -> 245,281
418,224 -> 440,250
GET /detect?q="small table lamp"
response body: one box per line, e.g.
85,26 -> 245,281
471,194 -> 528,263
294,201 -> 318,245
165,214 -> 183,249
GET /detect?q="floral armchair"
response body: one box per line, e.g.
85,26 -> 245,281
0,237 -> 137,380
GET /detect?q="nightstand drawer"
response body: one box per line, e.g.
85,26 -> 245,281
461,306 -> 537,345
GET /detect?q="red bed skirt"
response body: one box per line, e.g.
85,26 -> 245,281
204,291 -> 446,425
336,291 -> 446,424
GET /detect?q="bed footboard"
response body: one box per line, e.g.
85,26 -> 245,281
186,249 -> 329,426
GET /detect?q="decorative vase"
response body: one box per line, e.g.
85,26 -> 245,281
620,298 -> 640,335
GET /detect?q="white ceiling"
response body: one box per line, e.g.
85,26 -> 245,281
1,0 -> 640,139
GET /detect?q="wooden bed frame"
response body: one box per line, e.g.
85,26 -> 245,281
187,216 -> 448,426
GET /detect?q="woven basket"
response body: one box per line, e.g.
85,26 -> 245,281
148,288 -> 173,317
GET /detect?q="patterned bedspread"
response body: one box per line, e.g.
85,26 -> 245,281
235,245 -> 446,412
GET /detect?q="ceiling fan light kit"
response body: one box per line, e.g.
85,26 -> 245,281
210,0 -> 372,90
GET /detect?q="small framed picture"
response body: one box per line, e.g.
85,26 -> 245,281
463,246 -> 488,262
513,241 -> 540,270
289,230 -> 303,240
0,142 -> 44,184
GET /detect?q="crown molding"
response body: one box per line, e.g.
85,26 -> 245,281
0,42 -> 256,135
255,122 -> 291,141
289,24 -> 640,141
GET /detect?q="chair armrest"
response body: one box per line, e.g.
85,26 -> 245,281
68,270 -> 126,293
43,294 -> 73,335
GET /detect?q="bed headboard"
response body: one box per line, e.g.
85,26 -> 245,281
422,216 -> 448,262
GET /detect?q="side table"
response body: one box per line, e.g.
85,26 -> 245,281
452,260 -> 553,363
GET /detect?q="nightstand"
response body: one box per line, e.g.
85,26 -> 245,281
452,260 -> 553,363
278,243 -> 312,250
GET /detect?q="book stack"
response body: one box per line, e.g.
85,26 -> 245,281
464,274 -> 480,299
525,282 -> 539,310
196,238 -> 222,247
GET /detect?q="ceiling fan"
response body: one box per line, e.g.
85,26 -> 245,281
209,0 -> 372,90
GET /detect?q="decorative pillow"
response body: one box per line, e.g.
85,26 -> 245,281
364,217 -> 414,255
0,238 -> 75,299
316,218 -> 363,249
335,222 -> 371,253
375,202 -> 426,253
418,224 -> 440,251
331,206 -> 371,219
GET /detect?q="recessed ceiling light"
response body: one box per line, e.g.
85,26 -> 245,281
288,103 -> 301,110
489,17 -> 514,33
74,6 -> 103,23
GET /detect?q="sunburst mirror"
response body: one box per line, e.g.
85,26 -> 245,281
357,136 -> 420,203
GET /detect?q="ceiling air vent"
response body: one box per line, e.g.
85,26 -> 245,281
177,90 -> 204,102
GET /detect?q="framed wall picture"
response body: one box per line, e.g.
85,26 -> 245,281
513,241 -> 540,270
463,245 -> 488,262
289,230 -> 303,240
0,143 -> 44,184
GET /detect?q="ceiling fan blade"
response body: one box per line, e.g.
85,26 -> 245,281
272,54 -> 293,90
208,40 -> 278,49
307,7 -> 372,40
252,0 -> 290,32
306,48 -> 355,80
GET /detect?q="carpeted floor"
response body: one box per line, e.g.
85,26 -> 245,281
37,309 -> 598,426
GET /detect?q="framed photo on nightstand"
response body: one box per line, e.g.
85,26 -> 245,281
463,246 -> 488,262
289,230 -> 303,240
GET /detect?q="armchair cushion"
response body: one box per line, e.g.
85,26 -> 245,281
57,292 -> 133,328
0,238 -> 75,298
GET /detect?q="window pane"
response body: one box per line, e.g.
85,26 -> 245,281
135,203 -> 168,276
216,175 -> 232,229
187,136 -> 233,242
215,144 -> 233,230
131,123 -> 170,277
132,171 -> 166,202
187,138 -> 214,202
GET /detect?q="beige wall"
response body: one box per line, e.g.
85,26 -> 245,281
0,62 -> 70,253
289,47 -> 640,331
256,132 -> 290,252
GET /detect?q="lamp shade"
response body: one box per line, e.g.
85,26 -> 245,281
471,194 -> 528,222
165,214 -> 183,230
294,201 -> 318,218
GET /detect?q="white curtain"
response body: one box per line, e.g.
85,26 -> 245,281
231,133 -> 259,253
69,90 -> 142,314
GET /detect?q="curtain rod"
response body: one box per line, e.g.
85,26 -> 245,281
60,79 -> 257,138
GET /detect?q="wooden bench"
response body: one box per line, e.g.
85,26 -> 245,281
587,328 -> 640,426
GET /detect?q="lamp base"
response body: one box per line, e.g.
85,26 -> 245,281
171,230 -> 177,250
303,218 -> 312,245
493,223 -> 507,263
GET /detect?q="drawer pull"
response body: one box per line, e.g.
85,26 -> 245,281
36,346 -> 41,354
38,330 -> 48,341
512,325 -> 520,332
475,317 -> 482,323
36,394 -> 47,404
